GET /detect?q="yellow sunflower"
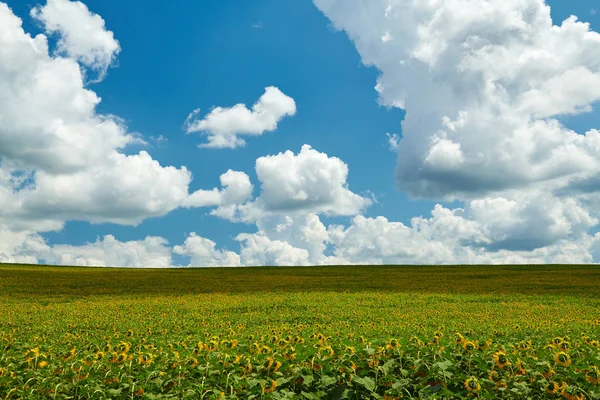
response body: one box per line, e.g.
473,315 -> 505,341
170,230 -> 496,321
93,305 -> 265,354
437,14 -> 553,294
464,377 -> 481,392
586,366 -> 600,385
554,352 -> 571,367
546,381 -> 560,395
463,341 -> 476,352
493,350 -> 510,368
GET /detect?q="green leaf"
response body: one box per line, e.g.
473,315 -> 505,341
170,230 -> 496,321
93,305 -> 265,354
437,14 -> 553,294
321,375 -> 337,387
302,374 -> 314,386
353,376 -> 375,392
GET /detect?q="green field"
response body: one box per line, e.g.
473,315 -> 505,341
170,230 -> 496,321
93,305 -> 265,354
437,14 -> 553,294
0,264 -> 599,399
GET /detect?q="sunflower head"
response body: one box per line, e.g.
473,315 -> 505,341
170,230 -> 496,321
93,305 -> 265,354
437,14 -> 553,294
464,377 -> 481,392
518,340 -> 531,351
463,341 -> 476,352
555,352 -> 571,367
586,366 -> 600,385
263,379 -> 278,393
546,381 -> 560,395
552,337 -> 563,346
493,350 -> 510,368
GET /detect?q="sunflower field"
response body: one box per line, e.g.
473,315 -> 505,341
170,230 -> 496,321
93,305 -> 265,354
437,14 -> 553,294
0,264 -> 599,399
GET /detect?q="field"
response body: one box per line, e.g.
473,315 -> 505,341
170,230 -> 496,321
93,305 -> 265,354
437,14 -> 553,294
0,264 -> 599,399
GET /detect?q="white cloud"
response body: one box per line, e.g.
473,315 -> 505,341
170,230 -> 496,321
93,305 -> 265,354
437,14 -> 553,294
236,233 -> 311,266
184,169 -> 253,208
185,86 -> 296,149
313,0 -> 600,200
173,233 -> 240,267
254,214 -> 329,264
0,229 -> 173,268
30,0 -> 120,81
386,132 -> 400,151
254,144 -> 372,216
0,2 -> 193,230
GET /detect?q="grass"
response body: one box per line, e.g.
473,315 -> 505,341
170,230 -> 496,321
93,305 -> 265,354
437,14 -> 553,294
0,263 -> 599,399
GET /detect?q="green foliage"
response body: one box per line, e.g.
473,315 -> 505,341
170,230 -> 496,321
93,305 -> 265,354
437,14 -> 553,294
0,263 -> 598,398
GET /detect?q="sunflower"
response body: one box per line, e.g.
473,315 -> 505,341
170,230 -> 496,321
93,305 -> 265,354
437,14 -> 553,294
546,381 -> 560,395
555,352 -> 571,367
541,365 -> 555,379
126,329 -> 134,337
552,337 -> 563,346
463,341 -> 476,352
263,379 -> 278,393
273,360 -> 283,372
263,357 -> 274,371
514,359 -> 526,375
185,357 -> 198,368
249,342 -> 260,353
37,360 -> 48,368
493,350 -> 510,368
117,342 -> 131,353
518,340 -> 531,351
138,354 -> 153,366
464,377 -> 481,392
488,370 -> 501,382
116,353 -> 128,363
454,333 -> 465,345
62,347 -> 76,362
561,384 -> 585,400
586,366 -> 600,385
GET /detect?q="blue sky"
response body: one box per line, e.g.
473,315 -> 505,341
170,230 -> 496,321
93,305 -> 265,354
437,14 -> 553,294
2,0 -> 600,266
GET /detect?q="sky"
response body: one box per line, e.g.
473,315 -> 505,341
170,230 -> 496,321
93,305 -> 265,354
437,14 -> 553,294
1,0 -> 600,267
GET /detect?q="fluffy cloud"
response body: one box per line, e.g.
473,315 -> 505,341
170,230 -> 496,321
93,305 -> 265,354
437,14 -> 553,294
236,233 -> 311,266
173,233 -> 241,267
306,0 -> 600,261
313,0 -> 600,200
326,205 -> 596,265
183,169 -> 253,215
30,0 -> 120,80
254,214 -> 329,264
185,86 -> 296,149
0,229 -> 173,267
0,2 -> 192,230
254,145 -> 372,216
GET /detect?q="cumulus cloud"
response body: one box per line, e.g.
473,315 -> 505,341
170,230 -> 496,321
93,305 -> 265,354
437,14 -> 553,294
313,0 -> 600,200
185,86 -> 296,149
305,0 -> 600,260
0,2 -> 192,230
236,233 -> 311,266
254,214 -> 329,264
173,233 -> 240,267
184,170 -> 253,208
0,229 -> 173,268
30,0 -> 120,81
254,145 -> 372,216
